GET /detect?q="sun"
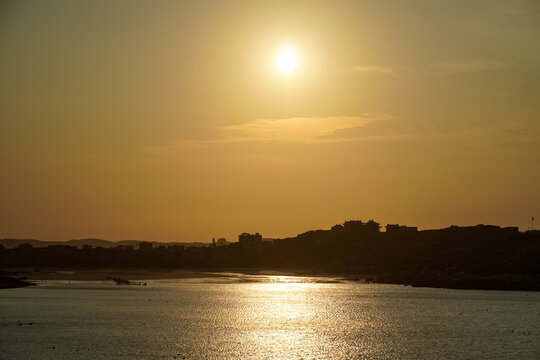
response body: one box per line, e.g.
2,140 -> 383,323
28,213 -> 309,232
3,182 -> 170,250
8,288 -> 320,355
276,46 -> 298,75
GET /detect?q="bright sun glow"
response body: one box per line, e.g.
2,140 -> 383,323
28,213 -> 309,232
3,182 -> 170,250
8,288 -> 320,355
276,47 -> 298,74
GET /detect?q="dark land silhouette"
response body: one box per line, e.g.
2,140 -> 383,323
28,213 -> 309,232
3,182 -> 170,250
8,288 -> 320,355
1,221 -> 539,291
0,276 -> 34,289
0,238 -> 209,249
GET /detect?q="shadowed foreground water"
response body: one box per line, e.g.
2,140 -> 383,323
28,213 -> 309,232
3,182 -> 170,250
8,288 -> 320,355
1,277 -> 539,359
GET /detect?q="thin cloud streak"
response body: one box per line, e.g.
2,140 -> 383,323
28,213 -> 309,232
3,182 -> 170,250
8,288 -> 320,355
143,116 -> 540,155
220,115 -> 392,143
345,65 -> 399,76
144,114 -> 394,153
341,61 -> 505,77
432,60 -> 505,74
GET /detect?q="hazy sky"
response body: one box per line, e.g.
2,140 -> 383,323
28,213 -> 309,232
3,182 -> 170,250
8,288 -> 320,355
1,0 -> 539,242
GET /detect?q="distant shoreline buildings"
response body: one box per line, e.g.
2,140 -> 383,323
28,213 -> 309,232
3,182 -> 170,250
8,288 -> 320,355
1,220 -> 539,290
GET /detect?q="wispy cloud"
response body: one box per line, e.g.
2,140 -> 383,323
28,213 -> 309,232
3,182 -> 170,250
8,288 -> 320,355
342,65 -> 398,76
220,115 -> 391,143
341,60 -> 504,77
144,114 -> 394,153
143,115 -> 539,156
432,60 -> 504,74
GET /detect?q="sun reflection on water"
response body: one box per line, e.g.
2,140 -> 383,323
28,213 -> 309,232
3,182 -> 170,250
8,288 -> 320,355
2,280 -> 535,359
237,281 -> 326,358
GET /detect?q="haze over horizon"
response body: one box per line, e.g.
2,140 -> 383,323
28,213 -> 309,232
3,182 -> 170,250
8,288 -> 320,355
1,0 -> 539,242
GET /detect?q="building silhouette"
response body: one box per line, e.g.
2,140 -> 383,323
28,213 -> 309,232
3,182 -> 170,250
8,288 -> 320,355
385,224 -> 418,233
238,233 -> 263,257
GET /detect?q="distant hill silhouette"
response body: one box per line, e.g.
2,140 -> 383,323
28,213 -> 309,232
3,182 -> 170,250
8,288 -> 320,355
0,238 -> 208,249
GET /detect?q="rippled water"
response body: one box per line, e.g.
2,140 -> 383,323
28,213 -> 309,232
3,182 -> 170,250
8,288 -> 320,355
1,276 -> 539,359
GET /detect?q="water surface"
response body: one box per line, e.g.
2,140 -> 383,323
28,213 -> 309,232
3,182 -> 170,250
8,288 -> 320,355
1,276 -> 538,359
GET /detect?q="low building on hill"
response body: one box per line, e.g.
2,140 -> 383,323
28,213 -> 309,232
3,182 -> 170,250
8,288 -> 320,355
214,245 -> 231,259
385,224 -> 418,233
185,246 -> 209,261
503,227 -> 519,233
167,245 -> 185,258
139,242 -> 153,251
216,238 -> 228,247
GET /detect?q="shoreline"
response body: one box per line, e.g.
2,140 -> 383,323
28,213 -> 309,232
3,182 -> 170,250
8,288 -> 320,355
1,267 -> 367,287
1,268 -> 538,291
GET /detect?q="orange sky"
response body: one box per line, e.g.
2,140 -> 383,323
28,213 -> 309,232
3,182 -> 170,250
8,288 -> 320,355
1,1 -> 539,242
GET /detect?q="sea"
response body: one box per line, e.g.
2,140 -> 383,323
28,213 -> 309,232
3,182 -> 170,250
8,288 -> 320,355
1,275 -> 539,359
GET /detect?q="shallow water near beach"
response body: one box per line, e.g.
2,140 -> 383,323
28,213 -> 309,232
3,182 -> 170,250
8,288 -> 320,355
1,276 -> 539,359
